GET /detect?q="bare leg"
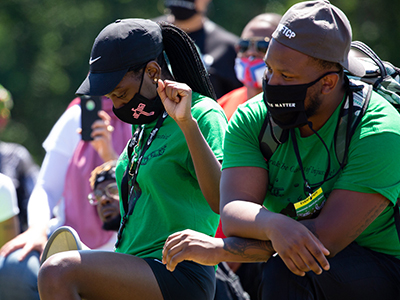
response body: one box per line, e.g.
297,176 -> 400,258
38,250 -> 163,300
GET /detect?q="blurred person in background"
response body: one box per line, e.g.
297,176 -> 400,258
88,160 -> 121,233
0,95 -> 131,300
156,0 -> 242,98
0,84 -> 39,233
0,173 -> 20,248
40,159 -> 121,265
218,13 -> 281,120
0,174 -> 28,299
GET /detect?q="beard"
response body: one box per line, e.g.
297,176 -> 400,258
102,214 -> 122,232
305,88 -> 323,119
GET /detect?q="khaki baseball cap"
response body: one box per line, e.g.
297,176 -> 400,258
272,0 -> 365,77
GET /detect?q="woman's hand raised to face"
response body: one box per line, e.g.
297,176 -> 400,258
157,79 -> 194,125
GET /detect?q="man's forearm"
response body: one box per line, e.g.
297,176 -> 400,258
220,236 -> 275,263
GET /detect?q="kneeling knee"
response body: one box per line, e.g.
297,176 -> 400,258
38,251 -> 79,292
259,256 -> 314,300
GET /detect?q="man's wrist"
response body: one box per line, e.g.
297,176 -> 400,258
221,237 -> 274,263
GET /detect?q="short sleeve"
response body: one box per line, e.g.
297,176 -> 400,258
222,95 -> 268,170
197,108 -> 227,161
192,95 -> 228,161
334,132 -> 400,204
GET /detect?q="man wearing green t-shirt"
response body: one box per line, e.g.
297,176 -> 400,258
163,1 -> 400,299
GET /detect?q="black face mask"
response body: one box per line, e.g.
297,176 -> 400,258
262,72 -> 337,129
112,71 -> 164,125
165,0 -> 197,20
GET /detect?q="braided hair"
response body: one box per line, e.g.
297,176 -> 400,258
157,22 -> 217,100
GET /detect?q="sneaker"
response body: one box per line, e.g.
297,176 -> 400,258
40,226 -> 89,265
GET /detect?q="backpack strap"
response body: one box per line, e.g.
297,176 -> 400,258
349,41 -> 400,110
258,112 -> 289,161
334,78 -> 372,164
351,41 -> 387,80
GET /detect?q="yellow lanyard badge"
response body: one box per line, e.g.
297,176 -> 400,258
294,187 -> 326,220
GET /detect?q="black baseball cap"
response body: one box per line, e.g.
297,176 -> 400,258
76,18 -> 163,96
272,0 -> 365,77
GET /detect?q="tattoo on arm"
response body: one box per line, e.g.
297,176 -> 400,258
301,199 -> 389,241
223,237 -> 275,262
350,200 -> 389,239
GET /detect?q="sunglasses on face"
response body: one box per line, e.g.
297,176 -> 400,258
237,37 -> 270,54
88,182 -> 119,205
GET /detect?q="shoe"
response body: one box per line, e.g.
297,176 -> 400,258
40,226 -> 89,266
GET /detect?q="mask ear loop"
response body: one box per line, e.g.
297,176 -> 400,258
306,73 -> 351,188
289,128 -> 313,196
307,122 -> 331,185
267,111 -> 283,145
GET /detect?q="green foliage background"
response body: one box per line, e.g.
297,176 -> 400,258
0,0 -> 399,164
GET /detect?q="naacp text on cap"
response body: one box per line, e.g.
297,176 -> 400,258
276,24 -> 296,39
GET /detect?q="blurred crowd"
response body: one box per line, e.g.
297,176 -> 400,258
2,1 -> 400,300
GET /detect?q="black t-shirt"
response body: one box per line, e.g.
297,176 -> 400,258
188,20 -> 243,98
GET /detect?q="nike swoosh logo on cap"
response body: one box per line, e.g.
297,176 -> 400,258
89,56 -> 101,65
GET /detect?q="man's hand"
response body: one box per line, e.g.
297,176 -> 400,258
220,168 -> 330,277
0,225 -> 48,261
266,213 -> 330,276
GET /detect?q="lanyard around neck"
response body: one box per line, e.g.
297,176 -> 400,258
116,110 -> 168,248
289,125 -> 331,197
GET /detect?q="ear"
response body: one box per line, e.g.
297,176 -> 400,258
145,61 -> 161,83
320,72 -> 340,95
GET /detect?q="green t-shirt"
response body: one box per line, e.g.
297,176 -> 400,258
223,91 -> 400,258
115,92 -> 227,260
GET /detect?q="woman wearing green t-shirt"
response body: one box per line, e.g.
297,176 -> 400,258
38,18 -> 226,300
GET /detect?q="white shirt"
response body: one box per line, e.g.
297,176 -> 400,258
28,104 -> 81,227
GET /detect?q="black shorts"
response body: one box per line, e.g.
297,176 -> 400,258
259,242 -> 400,300
145,258 -> 216,300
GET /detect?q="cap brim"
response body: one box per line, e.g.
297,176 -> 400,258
75,68 -> 128,96
343,55 -> 366,77
40,226 -> 90,266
